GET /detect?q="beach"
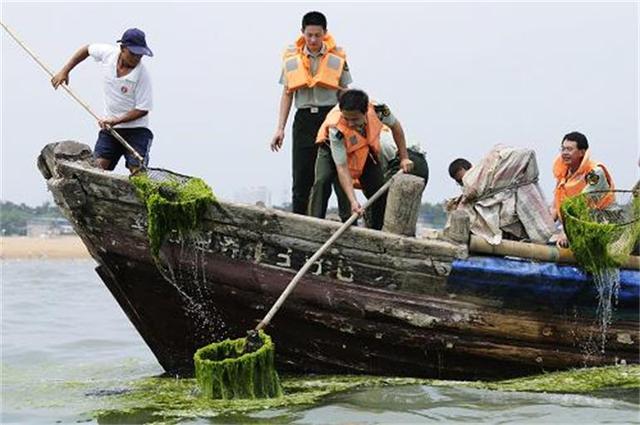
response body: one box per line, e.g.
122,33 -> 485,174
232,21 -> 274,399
0,235 -> 90,259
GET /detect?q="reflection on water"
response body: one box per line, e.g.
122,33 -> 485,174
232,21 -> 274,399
1,260 -> 638,424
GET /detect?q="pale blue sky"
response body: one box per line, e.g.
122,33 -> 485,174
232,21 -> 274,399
2,2 -> 638,206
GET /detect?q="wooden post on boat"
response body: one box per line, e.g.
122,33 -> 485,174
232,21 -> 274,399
442,210 -> 471,244
382,174 -> 425,236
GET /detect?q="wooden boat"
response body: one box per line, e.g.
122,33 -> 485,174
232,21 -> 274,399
37,141 -> 639,380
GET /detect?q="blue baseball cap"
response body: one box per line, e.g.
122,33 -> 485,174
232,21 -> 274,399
117,28 -> 153,57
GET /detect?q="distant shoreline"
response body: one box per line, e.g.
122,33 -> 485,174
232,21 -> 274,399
0,236 -> 91,259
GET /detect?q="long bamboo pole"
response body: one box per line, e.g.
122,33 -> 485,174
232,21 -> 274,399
255,170 -> 403,331
469,235 -> 640,270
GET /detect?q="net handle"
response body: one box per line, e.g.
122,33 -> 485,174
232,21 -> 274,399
255,170 -> 403,332
584,189 -> 636,195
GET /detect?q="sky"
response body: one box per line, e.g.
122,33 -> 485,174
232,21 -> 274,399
1,1 -> 638,207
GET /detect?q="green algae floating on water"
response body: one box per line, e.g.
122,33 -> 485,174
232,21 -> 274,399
194,331 -> 283,400
473,365 -> 640,394
93,375 -> 432,423
130,173 -> 216,257
92,366 -> 640,423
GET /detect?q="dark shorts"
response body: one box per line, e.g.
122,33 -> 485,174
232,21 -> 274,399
94,127 -> 153,170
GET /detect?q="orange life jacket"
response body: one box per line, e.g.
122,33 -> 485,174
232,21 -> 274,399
316,104 -> 383,182
282,34 -> 346,93
552,150 -> 615,216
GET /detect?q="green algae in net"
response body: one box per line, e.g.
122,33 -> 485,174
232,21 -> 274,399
130,173 -> 216,256
194,331 -> 283,400
561,192 -> 640,274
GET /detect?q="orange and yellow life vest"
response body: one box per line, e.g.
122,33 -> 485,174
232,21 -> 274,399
316,104 -> 383,182
282,34 -> 346,93
552,150 -> 615,216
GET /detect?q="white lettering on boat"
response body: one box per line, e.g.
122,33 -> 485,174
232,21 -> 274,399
337,259 -> 354,282
276,248 -> 292,268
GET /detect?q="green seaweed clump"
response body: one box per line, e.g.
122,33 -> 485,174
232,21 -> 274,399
561,194 -> 640,274
130,173 -> 216,256
194,331 -> 283,400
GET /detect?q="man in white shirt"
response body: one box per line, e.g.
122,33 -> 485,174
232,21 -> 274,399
51,28 -> 153,172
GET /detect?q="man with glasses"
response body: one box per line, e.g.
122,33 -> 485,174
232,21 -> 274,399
51,28 -> 154,172
552,131 -> 615,247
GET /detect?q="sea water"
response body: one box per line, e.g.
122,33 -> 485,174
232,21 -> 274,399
592,267 -> 621,353
1,259 -> 638,424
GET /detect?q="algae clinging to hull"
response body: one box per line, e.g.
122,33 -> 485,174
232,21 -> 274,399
130,174 -> 216,257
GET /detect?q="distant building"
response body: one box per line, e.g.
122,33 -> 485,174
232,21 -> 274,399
233,186 -> 272,207
26,218 -> 75,237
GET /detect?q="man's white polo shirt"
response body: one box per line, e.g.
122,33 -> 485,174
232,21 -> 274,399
88,44 -> 152,129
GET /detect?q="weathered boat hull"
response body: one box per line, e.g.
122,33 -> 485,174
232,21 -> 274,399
38,141 -> 640,379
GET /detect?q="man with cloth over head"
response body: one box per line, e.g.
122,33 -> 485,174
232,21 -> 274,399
270,11 -> 352,218
51,28 -> 154,173
445,148 -> 556,245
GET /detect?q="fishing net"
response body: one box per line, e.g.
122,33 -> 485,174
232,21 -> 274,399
194,331 -> 283,400
561,190 -> 640,274
143,167 -> 193,185
130,172 -> 216,257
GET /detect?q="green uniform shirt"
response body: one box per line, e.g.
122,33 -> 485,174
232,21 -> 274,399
279,43 -> 353,109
